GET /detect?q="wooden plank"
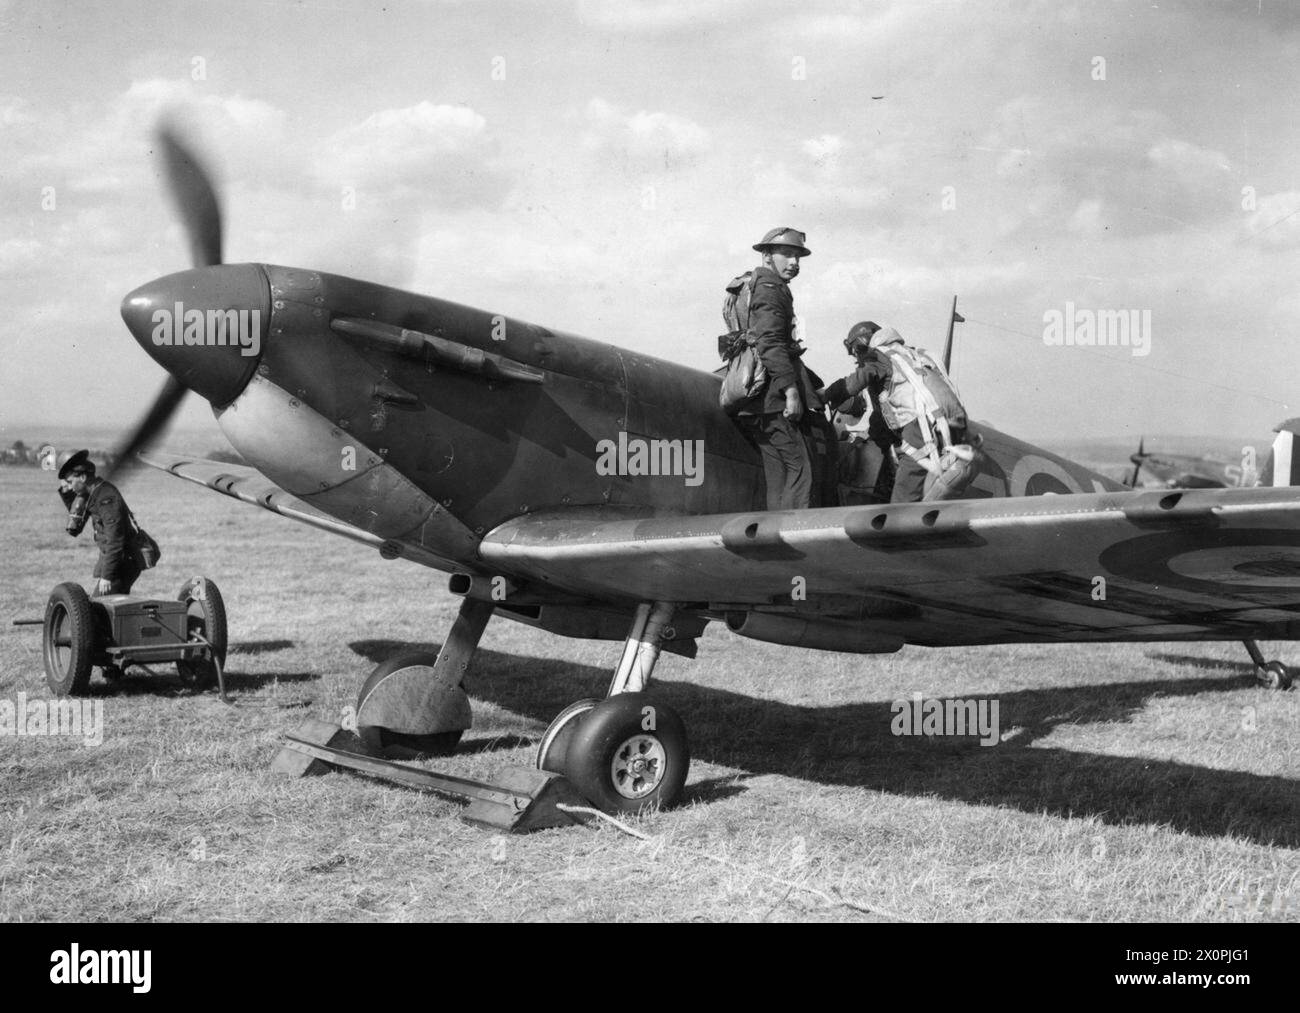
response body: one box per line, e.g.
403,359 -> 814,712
280,736 -> 521,807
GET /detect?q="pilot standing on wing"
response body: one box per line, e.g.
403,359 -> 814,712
57,450 -> 143,596
746,227 -> 836,510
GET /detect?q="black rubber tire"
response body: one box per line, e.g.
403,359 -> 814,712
176,577 -> 227,690
356,651 -> 464,756
43,582 -> 95,697
1257,661 -> 1292,691
565,692 -> 689,816
536,698 -> 600,774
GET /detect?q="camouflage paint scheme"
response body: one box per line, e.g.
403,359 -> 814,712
123,263 -> 1300,654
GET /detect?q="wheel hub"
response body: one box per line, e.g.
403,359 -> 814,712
610,734 -> 666,799
50,605 -> 71,670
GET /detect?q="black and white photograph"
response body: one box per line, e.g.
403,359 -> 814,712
1,0 -> 1296,944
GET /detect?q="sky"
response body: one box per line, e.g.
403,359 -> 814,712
2,0 -> 1299,451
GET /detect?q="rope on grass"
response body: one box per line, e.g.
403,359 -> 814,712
555,803 -> 907,921
556,803 -> 652,839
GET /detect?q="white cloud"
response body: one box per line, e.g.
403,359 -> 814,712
121,78 -> 286,135
574,0 -> 751,32
1147,138 -> 1232,187
980,98 -> 1247,240
580,98 -> 710,171
1068,198 -> 1107,237
808,256 -> 1030,311
1241,190 -> 1300,250
0,237 -> 43,275
801,134 -> 843,167
750,134 -> 905,217
313,101 -> 509,208
0,95 -> 36,127
10,78 -> 293,199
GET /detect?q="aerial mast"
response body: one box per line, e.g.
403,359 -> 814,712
941,295 -> 964,373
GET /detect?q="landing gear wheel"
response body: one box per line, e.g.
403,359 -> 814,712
175,576 -> 227,690
43,582 -> 95,697
1257,661 -> 1292,691
536,698 -> 600,774
356,651 -> 464,756
565,692 -> 689,816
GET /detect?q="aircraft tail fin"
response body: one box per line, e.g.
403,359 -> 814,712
1261,418 -> 1300,486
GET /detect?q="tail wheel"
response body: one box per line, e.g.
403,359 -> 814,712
356,651 -> 465,756
564,692 -> 689,816
536,698 -> 600,774
176,577 -> 227,689
43,582 -> 95,697
1257,661 -> 1292,691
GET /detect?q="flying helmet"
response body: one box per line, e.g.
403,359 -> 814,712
753,227 -> 811,257
843,321 -> 881,356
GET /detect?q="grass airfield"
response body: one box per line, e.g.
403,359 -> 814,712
0,465 -> 1296,922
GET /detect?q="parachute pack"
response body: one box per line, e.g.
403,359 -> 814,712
870,333 -> 975,499
872,338 -> 966,435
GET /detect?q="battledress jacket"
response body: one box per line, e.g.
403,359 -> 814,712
744,265 -> 826,416
62,478 -> 135,581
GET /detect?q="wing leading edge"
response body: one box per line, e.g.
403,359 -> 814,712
138,451 -> 461,571
479,488 -> 1300,647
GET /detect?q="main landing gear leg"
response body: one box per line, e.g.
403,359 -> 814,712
536,601 -> 690,815
355,597 -> 494,755
1243,639 -> 1292,690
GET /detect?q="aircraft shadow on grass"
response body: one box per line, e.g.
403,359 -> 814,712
352,638 -> 1297,848
1146,652 -> 1258,677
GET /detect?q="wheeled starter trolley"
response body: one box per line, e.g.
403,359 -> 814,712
34,576 -> 227,696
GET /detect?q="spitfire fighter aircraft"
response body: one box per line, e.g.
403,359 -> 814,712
1124,436 -> 1250,490
110,127 -> 1300,815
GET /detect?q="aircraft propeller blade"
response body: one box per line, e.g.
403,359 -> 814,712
107,123 -> 226,480
105,376 -> 188,480
156,123 -> 223,268
1127,435 -> 1146,487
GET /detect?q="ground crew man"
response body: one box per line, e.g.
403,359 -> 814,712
745,227 -> 837,509
57,450 -> 143,596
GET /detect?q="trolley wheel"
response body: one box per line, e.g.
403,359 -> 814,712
536,698 -> 600,774
176,576 -> 227,690
43,582 -> 95,697
565,692 -> 689,816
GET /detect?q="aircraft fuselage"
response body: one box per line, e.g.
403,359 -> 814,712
123,263 -> 1125,571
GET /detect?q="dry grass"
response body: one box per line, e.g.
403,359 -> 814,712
0,465 -> 1296,922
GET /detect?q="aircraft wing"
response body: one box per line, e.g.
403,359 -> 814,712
138,451 -> 460,571
479,487 -> 1300,648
